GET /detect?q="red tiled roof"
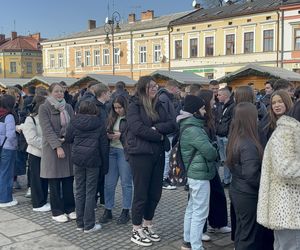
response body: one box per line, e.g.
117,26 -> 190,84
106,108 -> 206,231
0,36 -> 41,51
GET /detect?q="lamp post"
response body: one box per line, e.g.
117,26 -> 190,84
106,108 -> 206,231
104,11 -> 121,75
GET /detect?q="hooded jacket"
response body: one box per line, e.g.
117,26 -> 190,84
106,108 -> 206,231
257,115 -> 300,230
177,113 -> 217,181
65,114 -> 109,173
216,96 -> 235,137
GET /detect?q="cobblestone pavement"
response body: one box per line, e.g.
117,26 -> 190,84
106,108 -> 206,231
0,176 -> 234,250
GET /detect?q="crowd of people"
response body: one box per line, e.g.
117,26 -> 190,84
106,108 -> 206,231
0,76 -> 299,250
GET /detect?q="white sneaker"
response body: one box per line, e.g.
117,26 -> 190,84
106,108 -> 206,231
52,214 -> 68,223
84,224 -> 102,233
0,199 -> 18,208
208,226 -> 231,234
131,228 -> 152,247
33,203 -> 51,212
25,188 -> 31,198
202,233 -> 211,242
67,212 -> 77,220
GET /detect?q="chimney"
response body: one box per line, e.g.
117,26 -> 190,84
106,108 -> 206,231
128,13 -> 136,23
30,32 -> 41,41
194,3 -> 201,9
11,31 -> 17,40
141,10 -> 154,21
88,20 -> 96,31
0,34 -> 5,42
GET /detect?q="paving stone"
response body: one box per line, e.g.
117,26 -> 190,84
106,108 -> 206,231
14,230 -> 48,242
1,234 -> 81,250
0,233 -> 12,246
0,218 -> 43,237
0,210 -> 19,222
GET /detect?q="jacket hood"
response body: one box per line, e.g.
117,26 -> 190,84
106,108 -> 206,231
71,114 -> 102,131
176,110 -> 193,123
158,88 -> 174,100
179,115 -> 205,128
277,115 -> 300,131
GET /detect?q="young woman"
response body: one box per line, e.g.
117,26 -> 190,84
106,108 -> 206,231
227,102 -> 264,250
0,95 -> 18,207
39,83 -> 75,223
178,94 -> 218,250
22,95 -> 49,212
126,76 -> 176,247
197,90 -> 231,238
258,101 -> 300,250
99,95 -> 133,225
261,90 -> 293,147
65,100 -> 108,233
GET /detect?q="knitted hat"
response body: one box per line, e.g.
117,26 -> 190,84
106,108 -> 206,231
183,95 -> 205,114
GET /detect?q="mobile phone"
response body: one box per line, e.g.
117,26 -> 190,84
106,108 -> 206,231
107,130 -> 115,134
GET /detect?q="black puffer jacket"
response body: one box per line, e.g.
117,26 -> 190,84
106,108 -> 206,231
125,96 -> 177,155
229,138 -> 261,196
65,114 -> 109,174
216,97 -> 235,137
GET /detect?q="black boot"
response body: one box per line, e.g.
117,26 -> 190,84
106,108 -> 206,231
99,209 -> 112,224
116,209 -> 130,225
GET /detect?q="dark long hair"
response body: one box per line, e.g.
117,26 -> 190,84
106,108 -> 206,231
31,95 -> 46,116
235,86 -> 255,104
197,89 -> 215,132
0,94 -> 16,112
107,95 -> 128,131
267,90 -> 293,131
226,102 -> 263,167
136,76 -> 159,121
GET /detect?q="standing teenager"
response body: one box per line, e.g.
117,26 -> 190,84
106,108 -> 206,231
126,76 -> 176,246
39,83 -> 75,223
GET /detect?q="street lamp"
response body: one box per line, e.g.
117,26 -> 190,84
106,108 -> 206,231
104,11 -> 121,75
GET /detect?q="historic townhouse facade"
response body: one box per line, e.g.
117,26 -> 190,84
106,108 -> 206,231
41,11 -> 189,79
0,32 -> 43,78
168,0 -> 299,79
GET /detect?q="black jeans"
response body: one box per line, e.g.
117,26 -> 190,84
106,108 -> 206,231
74,165 -> 99,230
129,146 -> 165,226
230,189 -> 264,250
96,172 -> 105,205
28,154 -> 48,208
48,176 -> 75,216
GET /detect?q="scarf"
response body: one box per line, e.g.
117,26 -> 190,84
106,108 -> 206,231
47,96 -> 70,136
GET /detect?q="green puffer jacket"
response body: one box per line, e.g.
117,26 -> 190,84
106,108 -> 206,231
180,116 -> 218,181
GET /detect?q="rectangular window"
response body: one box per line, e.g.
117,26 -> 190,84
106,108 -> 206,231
226,34 -> 235,55
36,63 -> 43,74
85,51 -> 91,66
139,46 -> 147,64
10,62 -> 17,73
153,44 -> 161,63
295,29 -> 300,50
190,38 -> 198,58
103,49 -> 110,65
26,62 -> 32,74
58,53 -> 64,68
114,48 -> 120,65
205,72 -> 214,79
75,51 -> 82,67
263,30 -> 274,52
175,40 -> 182,59
205,37 -> 214,56
50,54 -> 55,68
94,50 -> 100,66
244,32 -> 254,53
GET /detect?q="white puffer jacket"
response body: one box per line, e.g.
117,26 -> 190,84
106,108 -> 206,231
257,115 -> 300,230
21,115 -> 42,157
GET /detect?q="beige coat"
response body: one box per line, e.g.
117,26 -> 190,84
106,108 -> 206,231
39,100 -> 74,178
257,115 -> 300,230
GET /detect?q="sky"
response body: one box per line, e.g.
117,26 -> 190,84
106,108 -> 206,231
0,0 -> 200,40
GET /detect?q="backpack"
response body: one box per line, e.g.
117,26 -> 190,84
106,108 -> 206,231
168,125 -> 197,186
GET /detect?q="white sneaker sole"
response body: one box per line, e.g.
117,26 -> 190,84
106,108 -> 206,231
131,237 -> 152,247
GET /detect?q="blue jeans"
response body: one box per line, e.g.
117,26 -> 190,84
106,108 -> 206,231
104,147 -> 133,210
163,135 -> 173,179
274,229 -> 300,250
216,136 -> 231,184
0,149 -> 17,203
184,178 -> 210,250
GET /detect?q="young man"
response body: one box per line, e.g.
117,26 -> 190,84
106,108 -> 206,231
216,87 -> 235,186
261,80 -> 275,108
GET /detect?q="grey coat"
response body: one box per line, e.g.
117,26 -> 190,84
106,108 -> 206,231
39,100 -> 74,178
